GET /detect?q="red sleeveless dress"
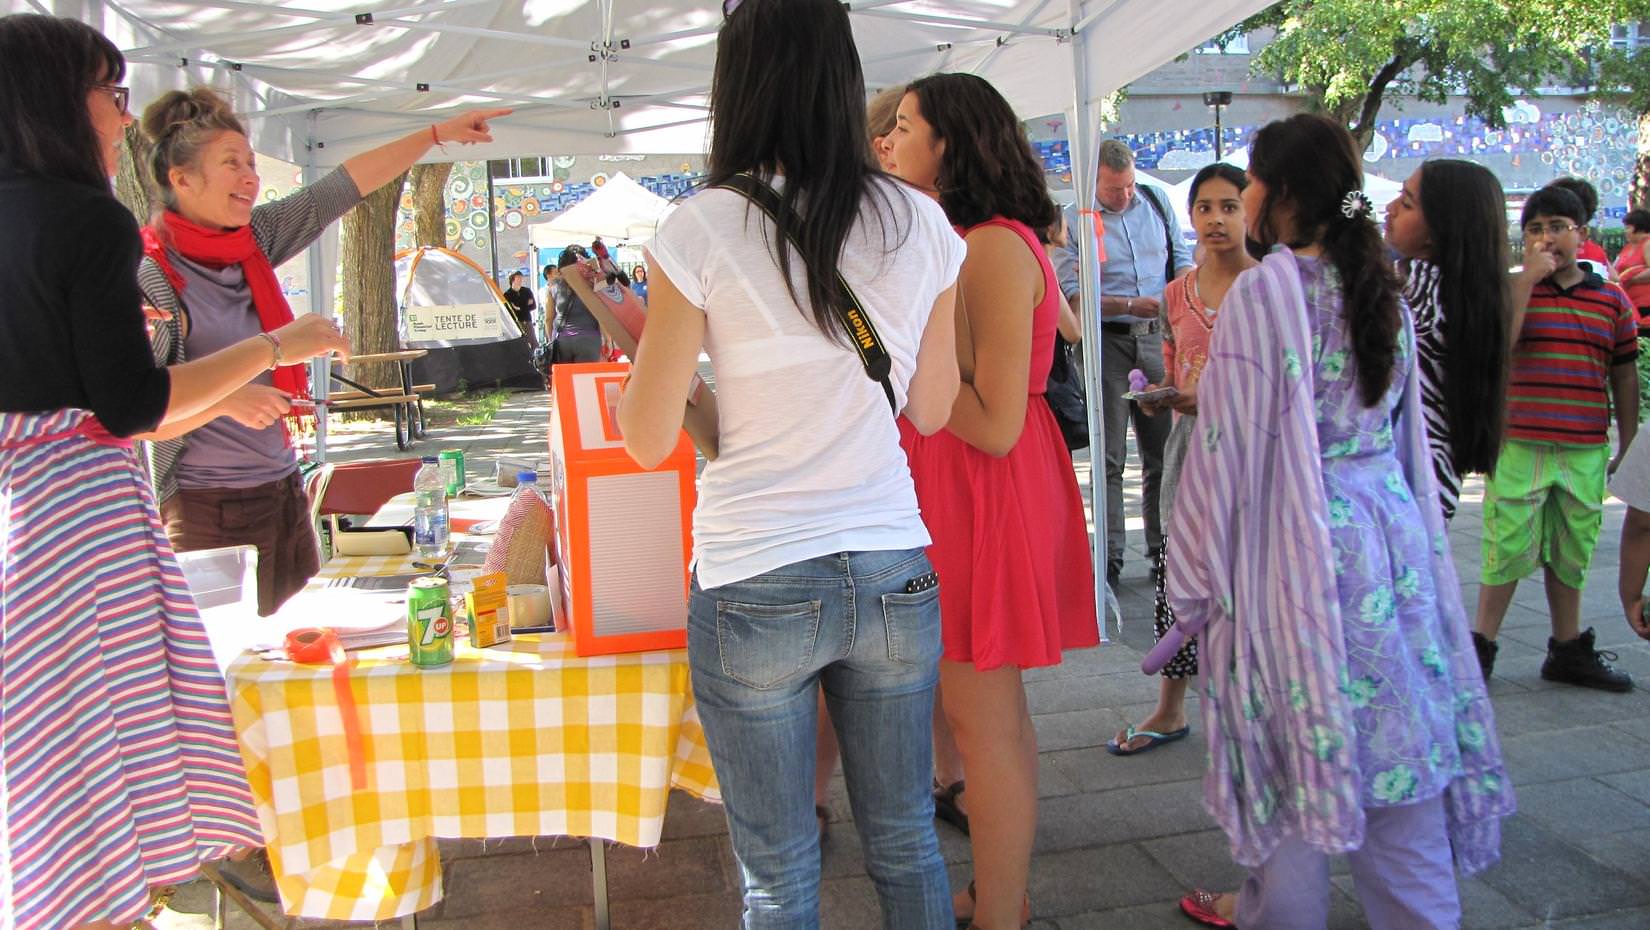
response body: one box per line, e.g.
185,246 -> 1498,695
898,217 -> 1099,670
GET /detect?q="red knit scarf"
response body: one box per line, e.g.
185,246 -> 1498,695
141,211 -> 311,402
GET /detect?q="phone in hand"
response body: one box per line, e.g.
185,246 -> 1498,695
1123,385 -> 1179,403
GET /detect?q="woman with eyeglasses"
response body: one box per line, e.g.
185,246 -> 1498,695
604,0 -> 963,926
0,14 -> 354,929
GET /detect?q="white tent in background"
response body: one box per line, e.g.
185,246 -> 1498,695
529,172 -> 675,246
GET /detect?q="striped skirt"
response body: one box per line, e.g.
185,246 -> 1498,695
0,410 -> 262,930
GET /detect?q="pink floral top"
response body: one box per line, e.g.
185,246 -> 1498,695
1161,267 -> 1220,391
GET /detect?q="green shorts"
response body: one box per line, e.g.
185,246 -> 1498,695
1481,439 -> 1607,589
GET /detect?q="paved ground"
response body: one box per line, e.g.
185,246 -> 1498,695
160,392 -> 1650,928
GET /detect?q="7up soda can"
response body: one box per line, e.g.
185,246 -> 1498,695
407,577 -> 454,668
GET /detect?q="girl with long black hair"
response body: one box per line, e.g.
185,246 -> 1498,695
1382,159 -> 1511,521
1168,115 -> 1510,929
606,0 -> 964,925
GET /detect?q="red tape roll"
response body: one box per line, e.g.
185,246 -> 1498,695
284,627 -> 368,790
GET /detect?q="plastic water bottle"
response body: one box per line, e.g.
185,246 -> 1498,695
513,470 -> 543,505
413,455 -> 450,559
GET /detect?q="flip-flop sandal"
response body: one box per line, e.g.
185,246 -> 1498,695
932,779 -> 969,835
1105,724 -> 1191,756
1179,889 -> 1237,927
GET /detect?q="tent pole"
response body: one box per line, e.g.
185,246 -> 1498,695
304,115 -> 331,464
1066,0 -> 1111,640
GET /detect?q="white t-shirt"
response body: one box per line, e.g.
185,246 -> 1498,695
647,176 -> 966,589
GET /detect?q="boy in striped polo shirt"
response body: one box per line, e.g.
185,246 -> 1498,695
1473,185 -> 1640,690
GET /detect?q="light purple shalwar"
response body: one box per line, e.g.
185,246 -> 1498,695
1167,249 -> 1515,925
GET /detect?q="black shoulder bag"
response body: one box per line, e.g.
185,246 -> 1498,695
709,173 -> 897,413
1045,333 -> 1089,451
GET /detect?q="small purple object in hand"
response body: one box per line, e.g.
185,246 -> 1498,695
1128,368 -> 1148,393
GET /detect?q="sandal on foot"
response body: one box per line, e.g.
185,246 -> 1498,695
954,879 -> 1031,929
1106,724 -> 1191,756
1180,889 -> 1236,928
933,779 -> 969,835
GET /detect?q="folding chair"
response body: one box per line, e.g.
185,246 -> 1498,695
311,458 -> 422,556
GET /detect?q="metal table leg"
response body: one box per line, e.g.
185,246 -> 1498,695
590,837 -> 610,930
197,862 -> 284,930
399,359 -> 427,440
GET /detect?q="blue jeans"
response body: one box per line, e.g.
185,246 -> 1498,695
689,549 -> 951,930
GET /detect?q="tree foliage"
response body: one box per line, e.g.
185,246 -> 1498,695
1592,2 -> 1650,206
1227,0 -> 1621,149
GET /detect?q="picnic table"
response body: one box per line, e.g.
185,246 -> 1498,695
324,349 -> 431,450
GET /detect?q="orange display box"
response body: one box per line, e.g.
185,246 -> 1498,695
548,361 -> 695,656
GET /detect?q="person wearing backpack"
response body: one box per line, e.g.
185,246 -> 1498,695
1050,139 -> 1192,587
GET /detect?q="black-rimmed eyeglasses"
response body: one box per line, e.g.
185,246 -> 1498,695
96,84 -> 130,115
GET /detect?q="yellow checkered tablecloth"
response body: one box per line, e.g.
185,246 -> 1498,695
229,551 -> 718,920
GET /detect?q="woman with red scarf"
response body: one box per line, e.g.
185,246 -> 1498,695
137,88 -> 508,627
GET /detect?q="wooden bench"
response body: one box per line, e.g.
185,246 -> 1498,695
326,384 -> 435,403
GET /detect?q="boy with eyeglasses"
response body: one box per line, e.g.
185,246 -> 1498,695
1473,185 -> 1640,690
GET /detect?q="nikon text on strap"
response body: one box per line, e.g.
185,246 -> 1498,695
709,173 -> 897,412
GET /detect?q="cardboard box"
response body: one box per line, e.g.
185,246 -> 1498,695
549,362 -> 694,656
465,571 -> 512,647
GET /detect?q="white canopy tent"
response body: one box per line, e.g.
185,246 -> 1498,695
529,171 -> 674,244
15,0 -> 1271,167
21,0 -> 1277,632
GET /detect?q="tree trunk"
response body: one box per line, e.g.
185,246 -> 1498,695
1347,53 -> 1410,155
409,162 -> 453,248
1635,110 -> 1650,211
113,123 -> 155,225
339,170 -> 409,416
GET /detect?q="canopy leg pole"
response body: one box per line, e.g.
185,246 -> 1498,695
1066,1 -> 1112,641
303,136 -> 332,464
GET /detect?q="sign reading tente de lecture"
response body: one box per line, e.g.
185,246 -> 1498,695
404,303 -> 507,345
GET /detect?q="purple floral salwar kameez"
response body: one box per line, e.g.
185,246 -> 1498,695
1167,249 -> 1513,890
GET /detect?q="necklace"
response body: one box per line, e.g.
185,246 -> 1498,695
1186,268 -> 1217,331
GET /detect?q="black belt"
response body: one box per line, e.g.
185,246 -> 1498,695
1101,319 -> 1159,336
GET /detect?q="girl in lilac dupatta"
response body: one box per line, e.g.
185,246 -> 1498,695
1165,115 -> 1512,930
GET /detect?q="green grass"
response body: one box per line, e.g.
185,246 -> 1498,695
425,388 -> 511,428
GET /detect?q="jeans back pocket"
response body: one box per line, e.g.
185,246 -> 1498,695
715,599 -> 823,690
881,586 -> 942,667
